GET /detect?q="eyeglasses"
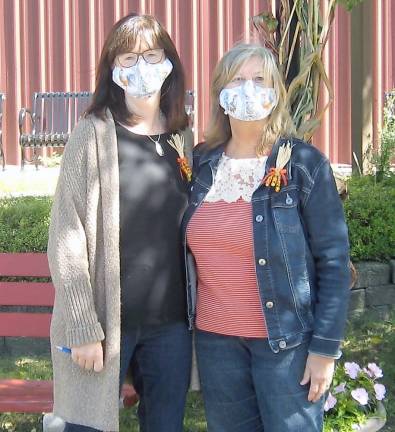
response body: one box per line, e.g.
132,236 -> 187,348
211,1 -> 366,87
117,49 -> 165,68
226,76 -> 268,89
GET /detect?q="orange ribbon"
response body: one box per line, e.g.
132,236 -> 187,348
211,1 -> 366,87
177,157 -> 192,182
262,167 -> 288,192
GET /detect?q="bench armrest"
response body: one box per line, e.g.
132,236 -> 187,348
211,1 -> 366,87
18,108 -> 35,136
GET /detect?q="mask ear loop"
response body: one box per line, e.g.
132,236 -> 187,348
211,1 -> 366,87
219,89 -> 229,115
160,69 -> 173,98
160,86 -> 170,98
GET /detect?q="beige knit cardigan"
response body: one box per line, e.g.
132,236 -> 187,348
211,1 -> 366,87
48,110 -> 193,431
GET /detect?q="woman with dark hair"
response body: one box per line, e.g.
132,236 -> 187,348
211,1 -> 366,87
48,13 -> 193,432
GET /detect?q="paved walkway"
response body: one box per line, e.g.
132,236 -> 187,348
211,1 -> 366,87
0,163 -> 352,198
0,165 -> 59,197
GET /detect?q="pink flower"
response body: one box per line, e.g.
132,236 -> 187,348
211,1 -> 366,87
333,382 -> 346,394
351,388 -> 369,405
363,367 -> 373,378
345,362 -> 361,379
324,392 -> 337,411
374,383 -> 386,400
368,363 -> 383,379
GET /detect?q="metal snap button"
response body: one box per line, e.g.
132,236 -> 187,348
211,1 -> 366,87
258,258 -> 266,266
265,301 -> 274,309
286,193 -> 293,205
279,340 -> 287,349
255,215 -> 263,223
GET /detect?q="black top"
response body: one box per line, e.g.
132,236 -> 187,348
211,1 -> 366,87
116,122 -> 188,330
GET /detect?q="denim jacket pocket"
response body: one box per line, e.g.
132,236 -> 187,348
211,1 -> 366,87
271,189 -> 301,234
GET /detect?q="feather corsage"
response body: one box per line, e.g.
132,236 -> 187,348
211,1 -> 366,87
262,141 -> 292,192
167,134 -> 192,182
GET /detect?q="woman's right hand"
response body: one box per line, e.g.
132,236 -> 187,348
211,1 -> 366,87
71,341 -> 104,372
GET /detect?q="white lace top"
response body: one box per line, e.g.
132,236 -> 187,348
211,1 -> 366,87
205,153 -> 268,203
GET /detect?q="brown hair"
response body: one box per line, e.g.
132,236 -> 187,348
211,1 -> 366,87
205,43 -> 295,155
86,13 -> 188,132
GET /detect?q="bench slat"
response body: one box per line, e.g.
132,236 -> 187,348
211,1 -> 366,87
0,380 -> 138,413
0,379 -> 53,412
0,282 -> 54,306
0,252 -> 141,414
0,253 -> 51,277
0,313 -> 51,337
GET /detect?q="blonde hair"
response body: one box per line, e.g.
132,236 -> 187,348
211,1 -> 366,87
204,43 -> 296,155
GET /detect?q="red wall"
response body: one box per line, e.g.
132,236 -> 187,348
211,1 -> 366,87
0,0 -> 394,165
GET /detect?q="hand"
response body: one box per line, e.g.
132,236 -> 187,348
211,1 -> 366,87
300,353 -> 335,402
71,341 -> 104,372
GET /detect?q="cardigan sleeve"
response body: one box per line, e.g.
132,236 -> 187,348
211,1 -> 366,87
48,118 -> 105,348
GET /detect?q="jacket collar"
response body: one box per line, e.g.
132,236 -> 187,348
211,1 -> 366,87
198,143 -> 226,167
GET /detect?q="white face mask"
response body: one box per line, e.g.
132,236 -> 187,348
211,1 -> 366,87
112,57 -> 173,98
219,80 -> 278,121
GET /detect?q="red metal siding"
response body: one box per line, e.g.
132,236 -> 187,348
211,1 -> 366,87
0,0 -> 393,165
372,0 -> 395,149
314,4 -> 352,163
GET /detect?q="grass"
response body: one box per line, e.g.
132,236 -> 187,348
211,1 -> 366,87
118,393 -> 207,432
0,312 -> 393,431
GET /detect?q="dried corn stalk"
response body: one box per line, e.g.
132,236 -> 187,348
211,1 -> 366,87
252,0 -> 347,141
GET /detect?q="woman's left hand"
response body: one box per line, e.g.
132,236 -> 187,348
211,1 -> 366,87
300,353 -> 335,402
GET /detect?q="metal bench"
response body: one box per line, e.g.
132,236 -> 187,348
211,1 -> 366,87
0,252 -> 138,431
18,92 -> 92,169
18,90 -> 196,169
0,93 -> 5,170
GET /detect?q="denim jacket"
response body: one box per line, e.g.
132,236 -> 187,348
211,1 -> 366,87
182,138 -> 351,358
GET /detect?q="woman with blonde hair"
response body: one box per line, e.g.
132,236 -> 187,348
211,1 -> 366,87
48,13 -> 193,432
182,43 -> 350,431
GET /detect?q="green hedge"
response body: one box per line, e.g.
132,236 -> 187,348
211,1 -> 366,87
344,175 -> 395,262
0,196 -> 52,253
0,178 -> 394,262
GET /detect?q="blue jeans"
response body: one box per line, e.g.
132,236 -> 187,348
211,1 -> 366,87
195,330 -> 324,432
64,321 -> 192,432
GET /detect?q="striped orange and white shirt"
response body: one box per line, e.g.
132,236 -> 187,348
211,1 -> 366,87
187,154 -> 268,338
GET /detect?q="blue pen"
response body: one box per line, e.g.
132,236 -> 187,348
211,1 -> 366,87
56,345 -> 72,354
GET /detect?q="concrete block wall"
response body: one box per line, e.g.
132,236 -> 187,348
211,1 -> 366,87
349,260 -> 395,319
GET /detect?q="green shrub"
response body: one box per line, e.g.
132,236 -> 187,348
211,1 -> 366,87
0,196 -> 52,252
0,180 -> 394,262
344,175 -> 395,262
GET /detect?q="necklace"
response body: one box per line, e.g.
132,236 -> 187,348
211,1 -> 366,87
147,134 -> 164,156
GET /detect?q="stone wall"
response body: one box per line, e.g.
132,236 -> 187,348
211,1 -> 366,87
349,260 -> 395,319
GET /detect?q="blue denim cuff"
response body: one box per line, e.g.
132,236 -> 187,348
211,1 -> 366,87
308,335 -> 342,359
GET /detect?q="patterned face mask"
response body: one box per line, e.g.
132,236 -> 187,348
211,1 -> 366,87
112,57 -> 173,98
219,80 -> 278,121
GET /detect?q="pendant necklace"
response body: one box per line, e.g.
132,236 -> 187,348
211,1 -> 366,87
147,134 -> 164,156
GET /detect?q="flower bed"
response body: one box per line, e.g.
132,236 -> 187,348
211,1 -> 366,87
324,362 -> 387,431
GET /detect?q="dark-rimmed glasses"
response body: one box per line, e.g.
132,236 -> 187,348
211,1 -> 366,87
117,49 -> 165,68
